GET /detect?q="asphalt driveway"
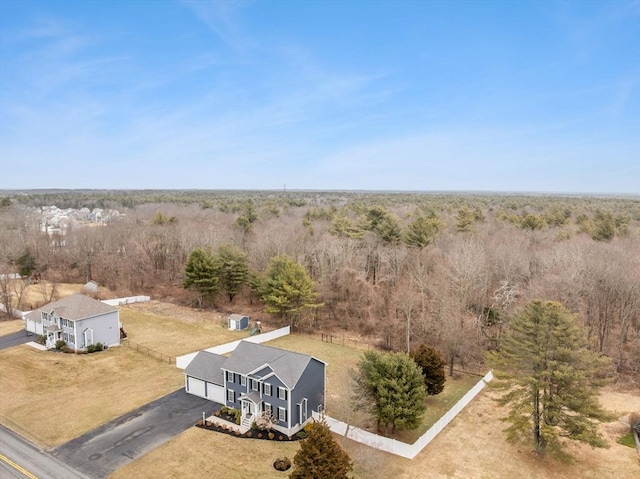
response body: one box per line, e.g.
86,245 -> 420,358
0,329 -> 34,350
52,389 -> 216,479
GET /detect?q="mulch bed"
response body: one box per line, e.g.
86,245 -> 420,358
196,420 -> 305,442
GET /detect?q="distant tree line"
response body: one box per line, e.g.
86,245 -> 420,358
0,191 -> 638,378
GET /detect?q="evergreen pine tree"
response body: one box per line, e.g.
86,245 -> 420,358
403,215 -> 443,248
411,344 -> 446,395
15,249 -> 37,277
182,247 -> 218,308
290,420 -> 353,479
260,255 -> 321,327
489,300 -> 612,456
213,244 -> 249,302
355,351 -> 427,434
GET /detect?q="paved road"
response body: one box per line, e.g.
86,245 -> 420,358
0,425 -> 92,479
0,330 -> 34,351
52,389 -> 215,479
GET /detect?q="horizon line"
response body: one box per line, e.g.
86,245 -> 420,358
1,188 -> 638,199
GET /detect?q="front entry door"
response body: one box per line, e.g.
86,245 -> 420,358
242,401 -> 255,418
299,398 -> 308,423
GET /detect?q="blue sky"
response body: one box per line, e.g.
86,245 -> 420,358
1,0 -> 639,193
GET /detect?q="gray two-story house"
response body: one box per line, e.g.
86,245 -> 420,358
23,294 -> 121,350
184,341 -> 326,436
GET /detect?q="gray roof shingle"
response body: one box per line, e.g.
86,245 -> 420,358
184,341 -> 325,389
185,351 -> 227,385
24,294 -> 117,323
221,341 -> 321,389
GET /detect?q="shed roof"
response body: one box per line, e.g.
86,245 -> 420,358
24,294 -> 117,323
228,314 -> 248,321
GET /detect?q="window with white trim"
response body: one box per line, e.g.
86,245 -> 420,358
264,383 -> 272,396
251,379 -> 259,391
277,387 -> 287,400
240,375 -> 246,386
227,389 -> 235,402
226,371 -> 233,383
264,403 -> 272,415
278,407 -> 287,423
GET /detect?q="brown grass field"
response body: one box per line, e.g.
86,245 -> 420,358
0,318 -> 26,335
19,281 -> 86,310
0,345 -> 183,448
109,385 -> 639,479
110,426 -> 300,479
119,301 -> 253,357
266,334 -> 481,443
1,290 -> 636,477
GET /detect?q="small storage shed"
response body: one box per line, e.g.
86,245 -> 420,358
228,314 -> 249,331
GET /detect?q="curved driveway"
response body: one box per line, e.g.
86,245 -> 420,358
52,389 -> 215,479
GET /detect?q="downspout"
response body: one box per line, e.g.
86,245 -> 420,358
288,385 -> 292,435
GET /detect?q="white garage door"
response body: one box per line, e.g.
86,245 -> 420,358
207,384 -> 225,403
187,377 -> 206,398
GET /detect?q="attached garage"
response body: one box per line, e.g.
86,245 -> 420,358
186,377 -> 206,398
184,350 -> 227,405
206,383 -> 225,403
185,376 -> 225,402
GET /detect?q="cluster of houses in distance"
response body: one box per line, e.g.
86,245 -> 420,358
27,205 -> 123,238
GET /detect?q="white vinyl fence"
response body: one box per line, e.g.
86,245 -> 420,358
101,295 -> 151,306
0,295 -> 149,318
0,303 -> 25,318
175,326 -> 291,369
314,370 -> 494,459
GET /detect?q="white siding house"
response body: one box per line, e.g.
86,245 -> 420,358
24,294 -> 121,350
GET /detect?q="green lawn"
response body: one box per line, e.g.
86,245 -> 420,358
617,432 -> 636,448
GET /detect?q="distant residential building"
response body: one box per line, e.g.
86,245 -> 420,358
24,294 -> 121,350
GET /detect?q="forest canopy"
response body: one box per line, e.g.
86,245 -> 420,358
1,190 -> 638,377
